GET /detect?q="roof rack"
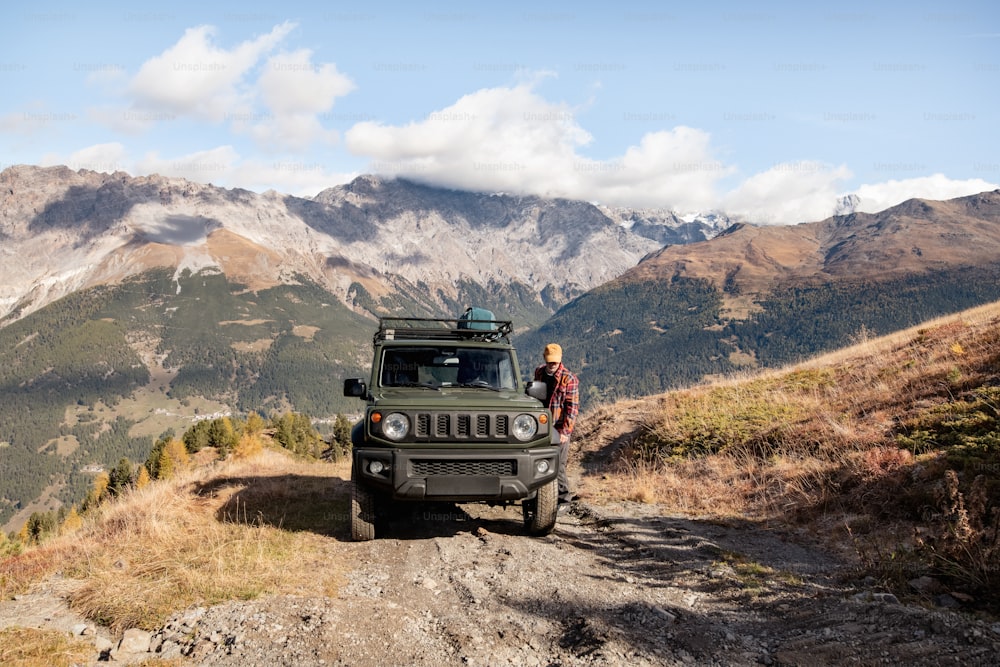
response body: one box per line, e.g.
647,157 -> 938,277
375,317 -> 513,344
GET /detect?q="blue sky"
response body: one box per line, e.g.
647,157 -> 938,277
2,0 -> 998,223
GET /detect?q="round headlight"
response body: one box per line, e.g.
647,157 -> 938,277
381,412 -> 410,441
512,414 -> 538,441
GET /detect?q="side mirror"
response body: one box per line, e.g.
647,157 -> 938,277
343,378 -> 367,398
525,380 -> 547,402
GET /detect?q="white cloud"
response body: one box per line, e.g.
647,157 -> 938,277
345,84 -> 730,211
134,145 -> 353,196
247,49 -> 356,151
128,22 -> 296,121
851,174 -> 1000,213
111,23 -> 354,153
136,145 -> 241,184
345,84 -> 999,223
258,50 -> 355,115
40,143 -> 130,174
346,84 -> 589,192
722,161 -> 854,224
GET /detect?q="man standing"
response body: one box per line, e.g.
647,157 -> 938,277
534,343 -> 579,505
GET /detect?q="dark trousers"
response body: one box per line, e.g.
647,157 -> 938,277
558,438 -> 573,502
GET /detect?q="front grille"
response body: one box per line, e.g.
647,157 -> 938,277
412,459 -> 516,476
412,412 -> 511,440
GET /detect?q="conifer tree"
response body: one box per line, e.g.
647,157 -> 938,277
245,411 -> 266,436
108,457 -> 134,497
332,414 -> 353,461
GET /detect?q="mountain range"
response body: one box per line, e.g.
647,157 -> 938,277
0,165 -> 728,326
1,163 -> 999,530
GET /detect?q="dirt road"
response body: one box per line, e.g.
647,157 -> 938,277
127,499 -> 998,666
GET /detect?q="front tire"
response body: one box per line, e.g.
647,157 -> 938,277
523,478 -> 558,536
351,480 -> 377,541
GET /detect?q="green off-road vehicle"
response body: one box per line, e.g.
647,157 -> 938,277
343,312 -> 560,540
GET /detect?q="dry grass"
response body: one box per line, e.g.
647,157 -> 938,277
0,448 -> 352,632
577,300 -> 1000,606
0,627 -> 93,667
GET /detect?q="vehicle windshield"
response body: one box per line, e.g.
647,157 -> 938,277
380,346 -> 516,390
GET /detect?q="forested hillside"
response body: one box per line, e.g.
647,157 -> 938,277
0,268 -> 374,527
519,263 -> 1000,405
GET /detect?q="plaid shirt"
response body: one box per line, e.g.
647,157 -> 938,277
534,363 -> 580,435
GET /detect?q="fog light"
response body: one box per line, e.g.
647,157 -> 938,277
535,459 -> 550,474
369,460 -> 385,474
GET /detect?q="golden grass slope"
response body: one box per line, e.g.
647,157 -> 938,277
574,299 -> 1000,604
1,449 -> 351,632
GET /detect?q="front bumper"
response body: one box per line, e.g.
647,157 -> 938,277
353,446 -> 560,501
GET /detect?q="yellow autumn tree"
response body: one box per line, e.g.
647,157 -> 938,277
158,447 -> 175,481
165,437 -> 190,469
245,411 -> 266,436
157,437 -> 191,480
234,431 -> 264,459
135,466 -> 151,489
60,506 -> 84,534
